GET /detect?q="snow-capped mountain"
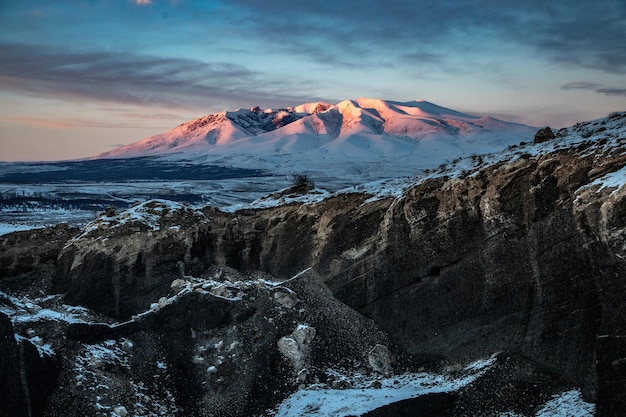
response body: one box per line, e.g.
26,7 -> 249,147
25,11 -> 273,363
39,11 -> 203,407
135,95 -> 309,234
101,98 -> 536,180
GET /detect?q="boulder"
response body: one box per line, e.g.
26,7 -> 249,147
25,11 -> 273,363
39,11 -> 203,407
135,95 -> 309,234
534,126 -> 556,143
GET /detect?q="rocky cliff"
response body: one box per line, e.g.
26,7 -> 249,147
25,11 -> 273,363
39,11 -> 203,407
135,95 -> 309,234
1,112 -> 625,416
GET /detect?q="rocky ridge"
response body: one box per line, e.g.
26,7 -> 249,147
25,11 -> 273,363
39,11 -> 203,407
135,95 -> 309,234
1,112 -> 626,416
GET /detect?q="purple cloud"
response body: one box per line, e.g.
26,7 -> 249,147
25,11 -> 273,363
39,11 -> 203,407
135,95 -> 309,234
0,42 -> 329,110
562,81 -> 626,97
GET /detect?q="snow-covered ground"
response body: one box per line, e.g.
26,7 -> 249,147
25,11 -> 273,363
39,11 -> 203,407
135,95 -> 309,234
584,165 -> 626,195
0,222 -> 38,236
0,177 -> 287,235
0,291 -> 97,327
269,358 -> 495,417
534,390 -> 596,416
265,364 -> 595,417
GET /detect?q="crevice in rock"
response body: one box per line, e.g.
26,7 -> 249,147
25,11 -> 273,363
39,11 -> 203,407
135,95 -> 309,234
18,342 -> 32,417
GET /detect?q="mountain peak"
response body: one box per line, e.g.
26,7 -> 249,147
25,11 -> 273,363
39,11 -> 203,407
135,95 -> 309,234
293,101 -> 333,114
99,98 -> 537,180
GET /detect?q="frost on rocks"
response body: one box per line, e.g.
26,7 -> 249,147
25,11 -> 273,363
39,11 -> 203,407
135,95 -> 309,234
72,338 -> 179,416
0,291 -> 98,325
14,334 -> 55,358
582,165 -> 626,196
293,324 -> 316,345
65,199 -> 209,246
535,389 -> 595,417
496,389 -> 596,417
130,267 -> 311,324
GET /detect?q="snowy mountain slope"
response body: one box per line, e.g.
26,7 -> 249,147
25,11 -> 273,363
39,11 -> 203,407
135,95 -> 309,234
100,98 -> 537,181
101,108 -> 305,155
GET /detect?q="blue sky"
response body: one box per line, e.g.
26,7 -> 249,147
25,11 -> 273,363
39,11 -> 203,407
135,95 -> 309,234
1,0 -> 625,161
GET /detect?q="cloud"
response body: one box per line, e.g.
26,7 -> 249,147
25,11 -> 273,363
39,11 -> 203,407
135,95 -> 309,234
596,88 -> 626,97
135,0 -> 153,5
0,116 -> 74,129
561,81 -> 604,91
0,114 -> 178,129
221,0 -> 626,74
562,81 -> 626,97
0,42 -> 328,110
217,1 -> 460,68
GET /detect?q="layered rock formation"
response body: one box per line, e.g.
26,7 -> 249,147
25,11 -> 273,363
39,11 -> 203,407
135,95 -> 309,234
1,112 -> 625,416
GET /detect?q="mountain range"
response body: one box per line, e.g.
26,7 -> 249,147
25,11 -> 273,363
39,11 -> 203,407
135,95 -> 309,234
101,98 -> 536,182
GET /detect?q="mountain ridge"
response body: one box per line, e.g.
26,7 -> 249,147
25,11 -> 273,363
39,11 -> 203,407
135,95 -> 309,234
100,99 -> 537,175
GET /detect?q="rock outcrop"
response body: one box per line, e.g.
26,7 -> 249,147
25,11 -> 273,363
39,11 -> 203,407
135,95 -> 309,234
2,112 -> 626,416
533,126 -> 556,143
0,312 -> 28,416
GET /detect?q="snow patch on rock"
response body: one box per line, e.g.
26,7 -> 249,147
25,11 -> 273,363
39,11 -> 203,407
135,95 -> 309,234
270,354 -> 497,417
535,389 -> 595,416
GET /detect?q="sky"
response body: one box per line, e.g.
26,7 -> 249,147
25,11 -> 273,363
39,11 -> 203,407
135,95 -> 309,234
0,0 -> 625,161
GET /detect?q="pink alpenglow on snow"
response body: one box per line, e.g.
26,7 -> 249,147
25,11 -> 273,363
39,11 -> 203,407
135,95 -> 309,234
100,98 -> 537,182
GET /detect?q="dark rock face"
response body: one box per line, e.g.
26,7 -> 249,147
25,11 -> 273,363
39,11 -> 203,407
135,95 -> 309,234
329,152 -> 626,413
0,312 -> 59,417
442,352 -> 568,416
0,312 -> 28,416
361,391 -> 456,417
2,115 -> 626,416
21,268 -> 395,417
534,126 -> 556,143
362,352 -> 568,417
0,224 -> 77,295
53,202 -> 213,319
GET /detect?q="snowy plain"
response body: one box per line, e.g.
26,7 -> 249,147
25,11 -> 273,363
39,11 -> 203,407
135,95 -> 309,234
0,99 -> 538,234
2,108 -> 626,239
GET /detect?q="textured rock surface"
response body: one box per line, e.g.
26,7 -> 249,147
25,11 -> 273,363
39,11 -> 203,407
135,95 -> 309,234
1,224 -> 77,295
534,126 -> 556,143
0,312 -> 27,416
2,113 -> 626,416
